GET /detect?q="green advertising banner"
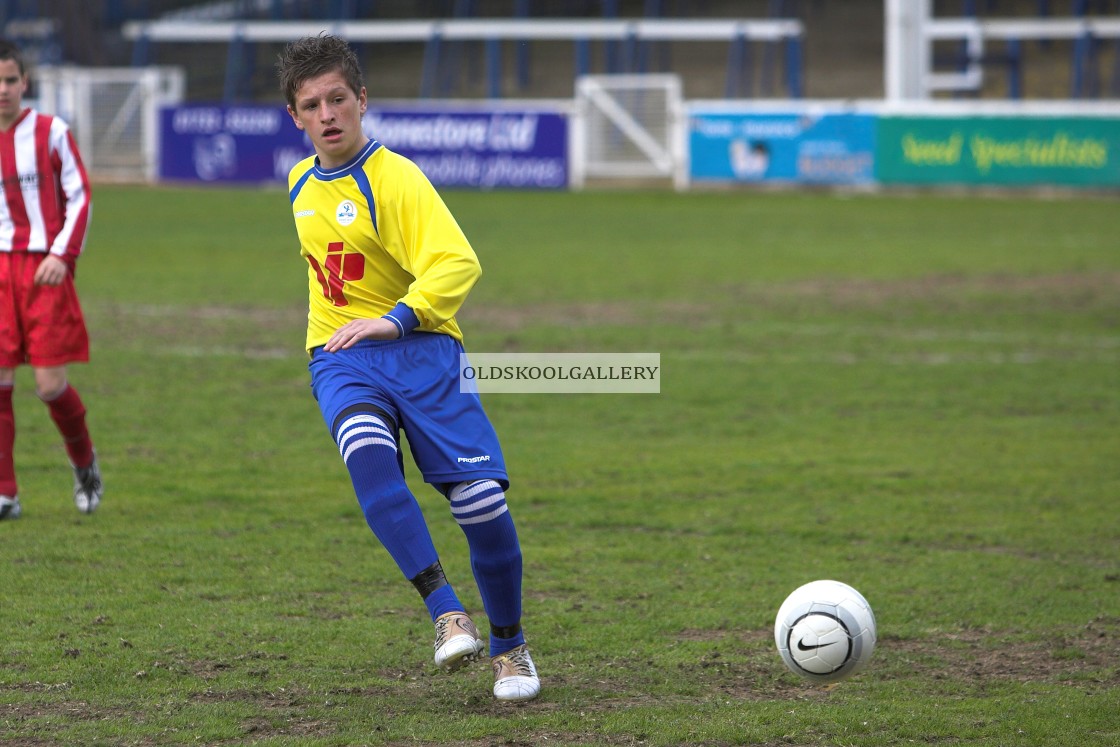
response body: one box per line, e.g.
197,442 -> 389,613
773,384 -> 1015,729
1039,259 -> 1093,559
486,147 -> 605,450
876,116 -> 1120,187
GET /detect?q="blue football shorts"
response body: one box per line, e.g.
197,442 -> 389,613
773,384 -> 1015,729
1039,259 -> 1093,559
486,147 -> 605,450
308,331 -> 509,492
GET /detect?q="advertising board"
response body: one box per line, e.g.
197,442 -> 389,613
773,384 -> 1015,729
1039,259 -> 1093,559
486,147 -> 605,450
876,116 -> 1120,187
160,104 -> 569,189
689,110 -> 876,185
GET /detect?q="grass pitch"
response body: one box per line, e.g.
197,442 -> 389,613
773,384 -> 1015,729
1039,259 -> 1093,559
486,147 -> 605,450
1,185 -> 1117,746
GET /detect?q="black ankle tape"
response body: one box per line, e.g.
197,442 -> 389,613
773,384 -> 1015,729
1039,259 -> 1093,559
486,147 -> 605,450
491,623 -> 522,639
410,561 -> 448,599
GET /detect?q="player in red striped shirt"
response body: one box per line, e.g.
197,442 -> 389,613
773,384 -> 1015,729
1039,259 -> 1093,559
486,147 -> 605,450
0,38 -> 101,520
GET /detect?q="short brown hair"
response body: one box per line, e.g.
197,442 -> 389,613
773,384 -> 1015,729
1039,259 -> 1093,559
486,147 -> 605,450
0,38 -> 26,75
276,33 -> 363,108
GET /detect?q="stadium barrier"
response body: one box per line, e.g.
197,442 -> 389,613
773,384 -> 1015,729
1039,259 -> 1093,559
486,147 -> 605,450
160,100 -> 571,190
873,104 -> 1120,188
154,93 -> 1120,191
687,99 -> 1120,189
121,18 -> 805,102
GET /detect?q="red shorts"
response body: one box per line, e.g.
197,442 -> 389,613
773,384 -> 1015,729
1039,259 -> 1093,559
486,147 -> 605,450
0,252 -> 89,368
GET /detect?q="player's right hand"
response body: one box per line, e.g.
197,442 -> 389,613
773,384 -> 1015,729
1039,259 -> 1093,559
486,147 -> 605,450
323,317 -> 399,352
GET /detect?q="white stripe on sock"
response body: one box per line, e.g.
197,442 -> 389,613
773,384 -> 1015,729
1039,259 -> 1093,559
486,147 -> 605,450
338,424 -> 394,455
452,492 -> 506,516
454,504 -> 509,525
342,436 -> 398,463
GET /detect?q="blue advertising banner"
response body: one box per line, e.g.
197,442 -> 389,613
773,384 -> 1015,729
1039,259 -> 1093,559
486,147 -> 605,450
369,108 -> 568,190
159,105 -> 309,183
159,105 -> 568,189
689,110 -> 876,185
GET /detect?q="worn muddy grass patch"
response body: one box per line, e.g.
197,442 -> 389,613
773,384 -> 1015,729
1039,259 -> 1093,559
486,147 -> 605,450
85,270 -> 1119,351
84,301 -> 307,360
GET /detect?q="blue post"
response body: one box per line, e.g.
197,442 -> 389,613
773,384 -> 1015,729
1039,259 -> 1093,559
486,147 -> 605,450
224,32 -> 245,103
420,32 -> 441,99
760,45 -> 775,97
641,0 -> 666,72
1072,31 -> 1090,98
725,31 -> 747,98
486,37 -> 502,98
603,0 -> 620,73
785,36 -> 802,98
441,0 -> 477,97
759,0 -> 792,97
954,1 -> 976,83
243,40 -> 256,98
1036,0 -> 1053,50
130,32 -> 150,67
623,29 -> 638,74
636,32 -> 650,74
1006,38 -> 1021,99
742,36 -> 755,98
1086,33 -> 1099,97
514,0 -> 530,89
575,38 -> 590,80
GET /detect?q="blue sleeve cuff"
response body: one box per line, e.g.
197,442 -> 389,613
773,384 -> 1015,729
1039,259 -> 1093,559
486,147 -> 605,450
382,302 -> 421,338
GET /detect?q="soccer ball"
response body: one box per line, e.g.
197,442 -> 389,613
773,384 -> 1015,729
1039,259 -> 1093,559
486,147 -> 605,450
774,579 -> 876,684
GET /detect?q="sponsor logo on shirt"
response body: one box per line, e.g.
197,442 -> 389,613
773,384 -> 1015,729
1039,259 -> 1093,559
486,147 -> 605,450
295,209 -> 315,218
457,455 -> 492,464
4,172 -> 39,191
336,200 -> 357,226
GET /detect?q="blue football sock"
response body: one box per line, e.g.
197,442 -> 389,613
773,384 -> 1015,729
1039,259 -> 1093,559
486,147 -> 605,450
448,480 -> 523,652
489,625 -> 526,658
336,413 -> 459,614
422,584 -> 463,621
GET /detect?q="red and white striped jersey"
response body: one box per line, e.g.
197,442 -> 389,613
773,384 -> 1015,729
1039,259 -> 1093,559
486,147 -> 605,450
0,108 -> 91,262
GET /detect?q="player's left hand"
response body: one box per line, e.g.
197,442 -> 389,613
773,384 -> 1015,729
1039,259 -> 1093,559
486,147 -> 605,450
33,255 -> 69,286
324,317 -> 400,352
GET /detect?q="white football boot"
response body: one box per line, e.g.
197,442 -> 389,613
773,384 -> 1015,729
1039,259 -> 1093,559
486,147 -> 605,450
491,644 -> 540,702
433,612 -> 485,672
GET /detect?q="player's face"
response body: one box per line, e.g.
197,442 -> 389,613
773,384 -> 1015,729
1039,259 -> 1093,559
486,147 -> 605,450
0,59 -> 27,130
288,70 -> 367,169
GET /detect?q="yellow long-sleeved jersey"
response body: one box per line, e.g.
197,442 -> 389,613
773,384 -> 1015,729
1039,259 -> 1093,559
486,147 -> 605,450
288,139 -> 480,351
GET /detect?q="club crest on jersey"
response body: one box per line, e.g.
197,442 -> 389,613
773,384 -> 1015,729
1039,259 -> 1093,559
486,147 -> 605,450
336,200 -> 357,226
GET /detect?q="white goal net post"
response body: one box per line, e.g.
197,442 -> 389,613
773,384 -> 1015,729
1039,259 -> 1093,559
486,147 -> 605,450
33,66 -> 185,181
570,74 -> 687,191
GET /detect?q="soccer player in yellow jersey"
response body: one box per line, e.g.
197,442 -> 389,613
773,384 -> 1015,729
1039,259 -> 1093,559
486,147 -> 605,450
277,34 -> 539,703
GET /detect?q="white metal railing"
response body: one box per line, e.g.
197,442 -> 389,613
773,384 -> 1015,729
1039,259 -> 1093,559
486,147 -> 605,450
924,17 -> 1120,95
927,17 -> 1120,41
122,18 -> 804,44
887,0 -> 1120,100
122,18 -> 805,100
